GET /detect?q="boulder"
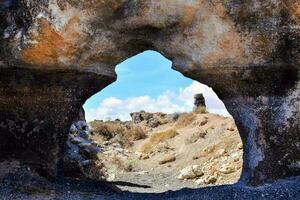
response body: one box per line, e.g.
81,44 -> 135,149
177,165 -> 204,180
219,164 -> 236,174
159,155 -> 176,165
130,111 -> 171,128
64,121 -> 104,180
194,94 -> 206,108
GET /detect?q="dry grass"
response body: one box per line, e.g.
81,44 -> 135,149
80,160 -> 108,181
125,126 -> 147,141
90,121 -> 124,140
185,130 -> 207,144
90,121 -> 147,147
175,113 -> 196,128
141,129 -> 179,153
110,155 -> 137,172
117,126 -> 147,148
194,106 -> 207,114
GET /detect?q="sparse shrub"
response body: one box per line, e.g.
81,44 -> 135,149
194,106 -> 207,114
156,141 -> 174,153
110,134 -> 133,148
170,113 -> 180,121
185,130 -> 207,144
80,160 -> 108,181
199,130 -> 207,138
176,113 -> 196,128
90,121 -> 147,148
124,159 -> 138,172
141,129 -> 179,153
125,126 -> 147,141
110,155 -> 137,172
185,134 -> 198,144
90,121 -> 124,140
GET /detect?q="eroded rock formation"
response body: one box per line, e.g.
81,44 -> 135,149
0,0 -> 299,186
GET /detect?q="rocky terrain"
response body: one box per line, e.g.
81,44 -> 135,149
63,96 -> 243,193
93,110 -> 243,193
0,0 -> 299,199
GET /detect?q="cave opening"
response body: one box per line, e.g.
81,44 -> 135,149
65,50 -> 243,193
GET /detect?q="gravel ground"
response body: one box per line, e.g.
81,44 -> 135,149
0,176 -> 299,200
113,171 -> 206,193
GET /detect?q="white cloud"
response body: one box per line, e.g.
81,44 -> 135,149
179,81 -> 230,117
85,81 -> 231,122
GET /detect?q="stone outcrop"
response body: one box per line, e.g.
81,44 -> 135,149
64,120 -> 107,180
130,111 -> 172,128
0,0 -> 299,187
194,93 -> 206,108
177,165 -> 204,180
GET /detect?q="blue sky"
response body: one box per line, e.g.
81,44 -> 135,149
84,50 -> 230,121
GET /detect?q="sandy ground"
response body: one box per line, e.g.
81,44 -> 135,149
113,171 -> 204,193
98,113 -> 243,193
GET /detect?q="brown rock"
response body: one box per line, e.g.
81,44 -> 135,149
200,119 -> 208,126
159,155 -> 176,165
139,153 -> 150,160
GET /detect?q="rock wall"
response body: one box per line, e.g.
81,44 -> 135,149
0,0 -> 299,186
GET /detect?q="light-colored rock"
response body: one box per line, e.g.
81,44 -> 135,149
217,149 -> 227,156
159,155 -> 176,165
219,164 -> 236,174
194,178 -> 205,185
135,171 -> 149,175
107,173 -> 116,181
177,165 -> 204,180
237,143 -> 243,150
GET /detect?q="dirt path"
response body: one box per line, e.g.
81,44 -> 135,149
113,171 -> 201,193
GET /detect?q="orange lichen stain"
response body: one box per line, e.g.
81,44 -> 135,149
21,17 -> 82,67
181,5 -> 199,27
212,2 -> 228,19
285,0 -> 300,22
203,31 -> 248,65
61,16 -> 82,42
181,1 -> 232,30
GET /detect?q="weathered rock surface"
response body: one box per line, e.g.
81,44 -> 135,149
194,93 -> 206,108
177,165 -> 204,180
158,154 -> 176,165
64,120 -> 107,180
0,0 -> 299,188
130,111 -> 172,128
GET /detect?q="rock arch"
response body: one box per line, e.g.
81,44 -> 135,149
0,0 -> 299,186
